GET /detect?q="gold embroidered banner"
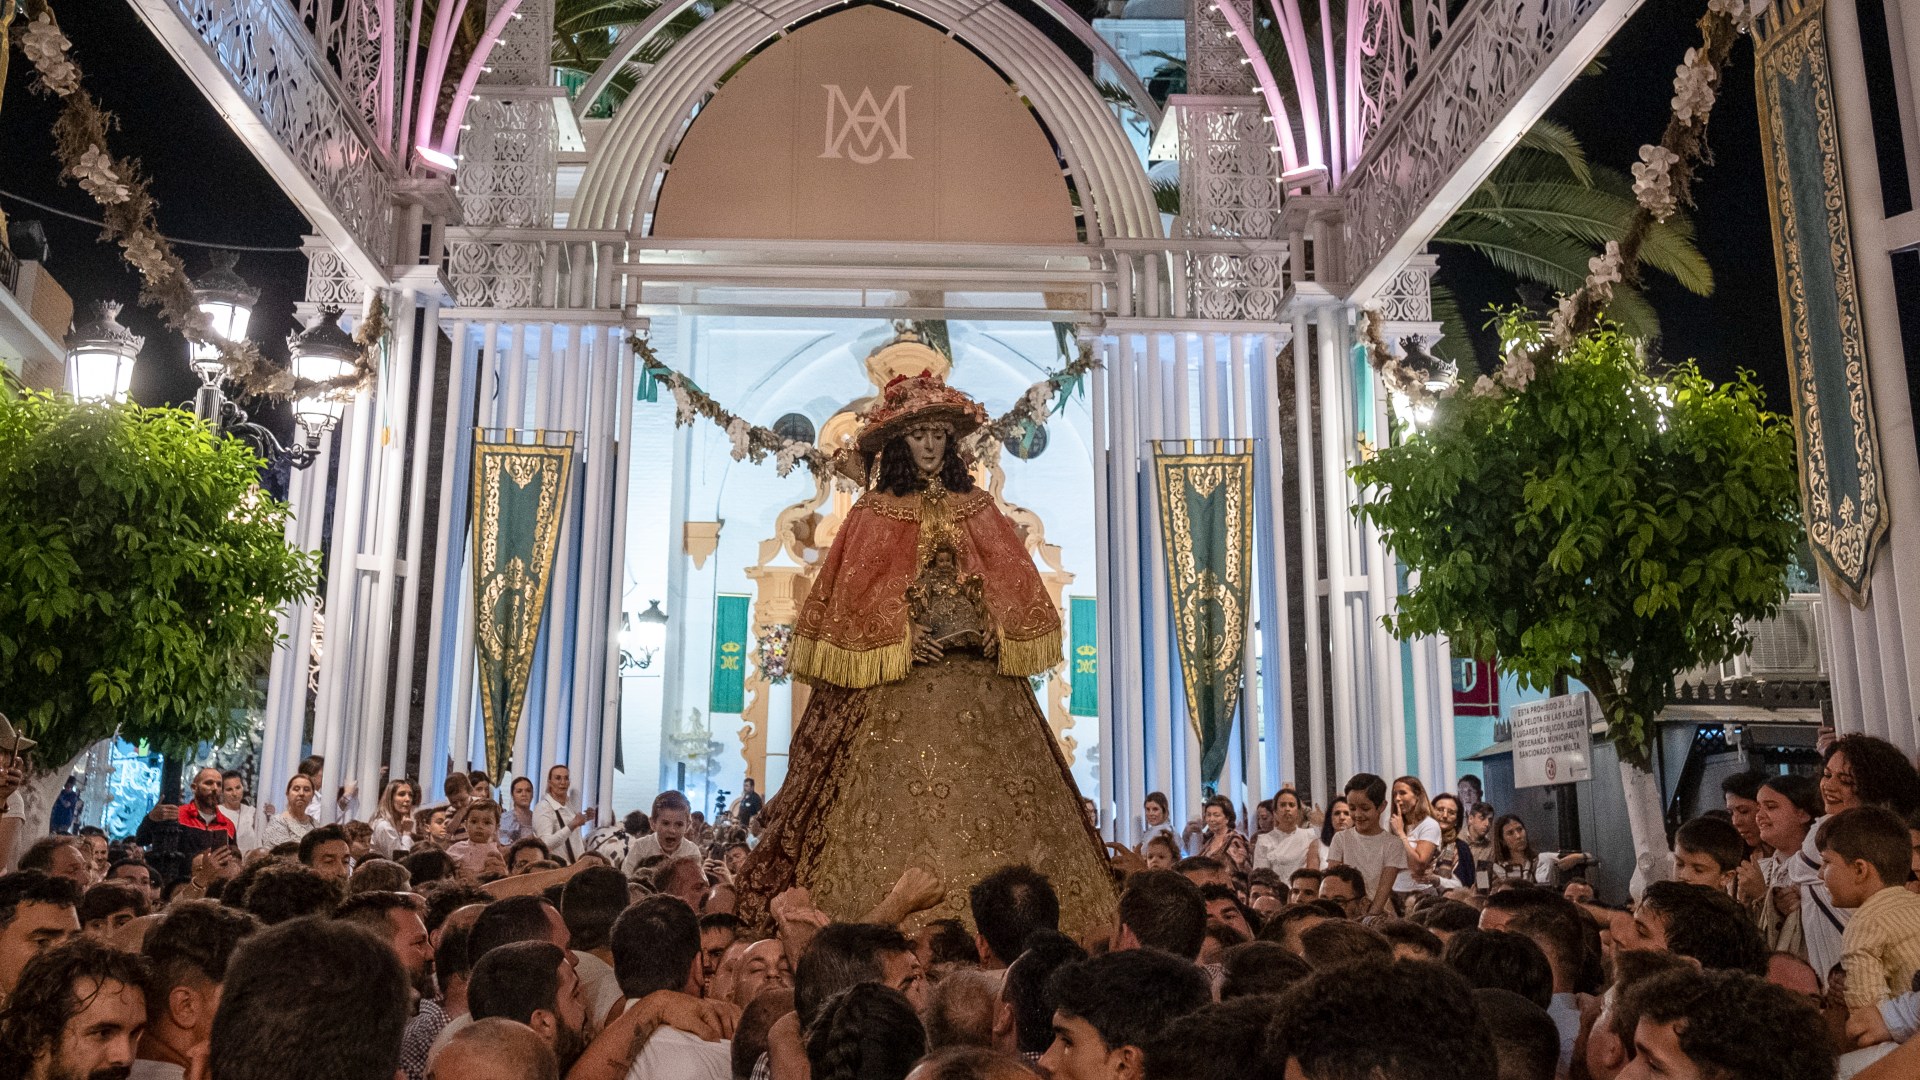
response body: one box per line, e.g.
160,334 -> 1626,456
471,430 -> 576,780
1754,0 -> 1887,605
1154,443 -> 1255,786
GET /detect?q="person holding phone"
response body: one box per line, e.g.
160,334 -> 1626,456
135,767 -> 236,885
536,764 -> 594,863
0,715 -> 35,873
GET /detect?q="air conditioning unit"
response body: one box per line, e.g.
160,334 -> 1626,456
1723,594 -> 1826,679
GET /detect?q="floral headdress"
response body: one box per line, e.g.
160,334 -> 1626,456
855,371 -> 989,453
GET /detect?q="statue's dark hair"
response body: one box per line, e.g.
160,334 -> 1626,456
875,433 -> 976,497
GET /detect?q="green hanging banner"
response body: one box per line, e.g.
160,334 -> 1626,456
1153,444 -> 1255,785
470,430 -> 577,781
1753,0 -> 1887,606
1070,596 -> 1098,717
710,594 -> 750,714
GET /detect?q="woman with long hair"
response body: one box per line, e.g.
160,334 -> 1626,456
1138,791 -> 1178,858
1387,776 -> 1443,904
499,776 -> 537,844
1254,787 -> 1321,883
737,364 -> 1115,933
1320,796 -> 1351,848
1787,734 -> 1920,985
1752,772 -> 1821,960
1485,815 -> 1589,888
259,774 -> 318,848
1429,792 -> 1476,892
369,779 -> 416,858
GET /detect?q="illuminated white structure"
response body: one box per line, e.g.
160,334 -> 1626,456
130,0 -> 1672,832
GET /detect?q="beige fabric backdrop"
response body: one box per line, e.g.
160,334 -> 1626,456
651,6 -> 1077,243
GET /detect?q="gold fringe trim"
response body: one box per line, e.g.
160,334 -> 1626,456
997,630 -> 1063,678
791,634 -> 914,689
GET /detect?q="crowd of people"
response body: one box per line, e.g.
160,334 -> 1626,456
2,732 -> 1920,1080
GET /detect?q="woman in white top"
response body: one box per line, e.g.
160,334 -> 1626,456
1137,791 -> 1179,857
260,773 -> 319,849
1388,776 -> 1446,903
499,776 -> 538,844
369,780 -> 417,858
1485,814 -> 1589,888
1254,788 -> 1321,884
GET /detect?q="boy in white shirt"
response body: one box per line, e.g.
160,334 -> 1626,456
623,791 -> 706,880
1324,773 -> 1406,916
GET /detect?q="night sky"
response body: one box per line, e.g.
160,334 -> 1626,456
1,1 -> 1791,415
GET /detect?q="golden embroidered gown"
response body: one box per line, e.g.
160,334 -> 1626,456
737,484 -> 1118,938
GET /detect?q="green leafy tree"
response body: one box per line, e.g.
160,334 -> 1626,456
1351,315 -> 1800,884
0,392 -> 319,814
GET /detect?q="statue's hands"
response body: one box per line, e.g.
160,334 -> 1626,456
981,633 -> 998,660
911,624 -> 944,665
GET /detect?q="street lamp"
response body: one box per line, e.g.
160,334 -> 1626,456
287,307 -> 359,445
184,253 -> 322,471
64,300 -> 143,403
621,600 -> 669,674
1395,335 -> 1456,431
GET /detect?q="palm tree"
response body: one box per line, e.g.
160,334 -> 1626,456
551,0 -> 727,117
1428,118 -> 1713,361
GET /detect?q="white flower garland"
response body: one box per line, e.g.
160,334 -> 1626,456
1631,145 -> 1682,223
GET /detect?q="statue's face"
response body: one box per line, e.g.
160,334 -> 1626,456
904,424 -> 949,475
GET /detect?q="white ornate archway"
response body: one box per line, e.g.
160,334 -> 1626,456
570,0 -> 1163,242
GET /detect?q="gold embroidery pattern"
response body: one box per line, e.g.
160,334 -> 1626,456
1755,0 -> 1887,606
795,654 -> 1118,937
470,432 -> 576,778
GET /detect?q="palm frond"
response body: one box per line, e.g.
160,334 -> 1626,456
1428,282 -> 1479,368
1432,220 -> 1592,292
1152,178 -> 1181,217
1513,120 -> 1592,186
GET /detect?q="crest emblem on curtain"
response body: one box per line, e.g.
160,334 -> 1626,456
1154,443 -> 1256,785
470,430 -> 576,780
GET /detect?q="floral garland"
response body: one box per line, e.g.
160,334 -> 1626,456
1369,0 -> 1766,405
633,335 -> 1102,482
755,624 -> 794,685
18,2 -> 381,403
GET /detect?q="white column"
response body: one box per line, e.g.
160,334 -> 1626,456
313,393 -> 375,797
389,295 -> 443,783
277,432 -> 332,793
1115,336 -> 1149,841
420,320 -> 476,790
356,287 -> 420,808
1317,306 -> 1359,785
570,328 -> 609,784
1092,349 -> 1118,831
1252,332 -> 1293,794
451,324 -> 504,775
1830,0 -> 1920,749
538,325 -> 577,784
1291,315 -> 1326,804
597,336 -> 640,816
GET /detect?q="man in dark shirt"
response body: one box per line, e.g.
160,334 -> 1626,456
735,779 -> 764,828
135,767 -> 236,885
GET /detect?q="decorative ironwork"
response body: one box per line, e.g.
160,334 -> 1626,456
156,0 -> 395,272
1178,102 -> 1282,241
457,97 -> 557,228
447,239 -> 542,307
1375,256 -> 1437,323
1186,248 -> 1289,322
485,0 -> 554,86
1342,0 -> 1616,292
303,240 -> 364,308
1187,0 -> 1256,96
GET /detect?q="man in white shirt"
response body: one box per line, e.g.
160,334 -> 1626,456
623,791 -> 704,879
538,765 -> 595,863
613,895 -> 731,1080
219,771 -> 264,853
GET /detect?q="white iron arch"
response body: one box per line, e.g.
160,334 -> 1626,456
567,0 -> 1165,134
570,0 -> 1163,242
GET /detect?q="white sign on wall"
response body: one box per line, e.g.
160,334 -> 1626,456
1512,692 -> 1595,789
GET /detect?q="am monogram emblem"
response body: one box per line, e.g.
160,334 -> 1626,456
820,84 -> 911,165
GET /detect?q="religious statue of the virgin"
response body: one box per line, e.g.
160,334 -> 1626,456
738,368 -> 1118,936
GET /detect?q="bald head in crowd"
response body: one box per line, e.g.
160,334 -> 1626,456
430,1017 -> 559,1080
